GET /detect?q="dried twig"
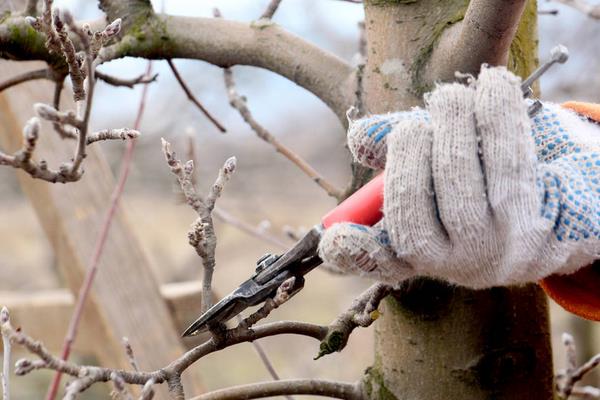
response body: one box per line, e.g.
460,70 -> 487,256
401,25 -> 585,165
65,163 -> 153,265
556,333 -> 600,399
552,0 -> 600,18
223,68 -> 343,200
259,0 -> 283,19
162,139 -> 236,313
189,379 -> 364,400
1,307 -> 11,400
167,60 -> 226,133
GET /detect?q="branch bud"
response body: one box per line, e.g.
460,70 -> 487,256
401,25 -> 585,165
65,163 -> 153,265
0,306 -> 9,324
23,118 -> 40,141
104,18 -> 122,37
15,359 -> 34,375
34,103 -> 60,122
223,156 -> 237,175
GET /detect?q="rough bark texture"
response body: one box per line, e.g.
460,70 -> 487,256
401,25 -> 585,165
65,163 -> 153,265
362,1 -> 554,399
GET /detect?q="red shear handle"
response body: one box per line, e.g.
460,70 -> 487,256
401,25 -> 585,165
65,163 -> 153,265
322,173 -> 384,229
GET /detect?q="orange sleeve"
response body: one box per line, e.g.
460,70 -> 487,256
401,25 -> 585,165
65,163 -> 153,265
538,101 -> 600,322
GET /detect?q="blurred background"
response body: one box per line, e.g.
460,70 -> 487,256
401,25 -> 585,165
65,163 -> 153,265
0,0 -> 599,398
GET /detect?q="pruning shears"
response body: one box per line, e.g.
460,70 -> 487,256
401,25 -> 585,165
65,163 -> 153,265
182,46 -> 570,337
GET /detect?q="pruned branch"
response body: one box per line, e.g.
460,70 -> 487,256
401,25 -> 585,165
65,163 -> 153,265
224,68 -> 343,200
426,0 -> 528,82
188,379 -> 364,400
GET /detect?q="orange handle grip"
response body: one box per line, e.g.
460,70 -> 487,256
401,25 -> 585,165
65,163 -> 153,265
321,173 -> 384,229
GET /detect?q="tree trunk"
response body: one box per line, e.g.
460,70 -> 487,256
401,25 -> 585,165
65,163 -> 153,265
361,1 -> 554,399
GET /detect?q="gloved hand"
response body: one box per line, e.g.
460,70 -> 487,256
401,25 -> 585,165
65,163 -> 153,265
318,66 -> 600,288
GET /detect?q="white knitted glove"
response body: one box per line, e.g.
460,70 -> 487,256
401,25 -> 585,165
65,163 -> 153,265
319,66 -> 600,288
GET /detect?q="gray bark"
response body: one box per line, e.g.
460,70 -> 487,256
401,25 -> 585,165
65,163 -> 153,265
362,1 -> 554,399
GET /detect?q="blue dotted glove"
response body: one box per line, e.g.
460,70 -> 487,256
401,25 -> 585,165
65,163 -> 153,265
318,67 -> 600,287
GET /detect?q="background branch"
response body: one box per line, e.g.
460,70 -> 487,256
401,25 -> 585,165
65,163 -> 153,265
552,0 -> 600,19
189,379 -> 364,400
167,59 -> 226,133
0,69 -> 51,92
224,68 -> 343,199
259,0 -> 283,20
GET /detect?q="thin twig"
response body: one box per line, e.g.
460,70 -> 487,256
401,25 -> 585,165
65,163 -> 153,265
188,379 -> 364,400
223,68 -> 343,200
1,307 -> 11,400
556,333 -> 600,399
552,0 -> 600,18
246,336 -> 294,400
44,61 -> 152,400
122,337 -> 140,372
167,60 -> 226,133
96,70 -> 158,88
538,9 -> 559,15
259,0 -> 283,19
0,69 -> 51,92
213,207 -> 289,249
140,379 -> 156,400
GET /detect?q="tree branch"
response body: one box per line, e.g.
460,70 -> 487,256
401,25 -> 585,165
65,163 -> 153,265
426,0 -> 528,82
167,59 -> 226,133
189,379 -> 364,400
552,0 -> 600,19
259,0 -> 283,20
0,68 -> 51,92
556,333 -> 600,399
95,70 -> 158,88
316,283 -> 394,359
162,139 -> 236,313
224,67 -> 343,200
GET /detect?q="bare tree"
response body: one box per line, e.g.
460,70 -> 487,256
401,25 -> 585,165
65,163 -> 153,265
1,0 -> 596,399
